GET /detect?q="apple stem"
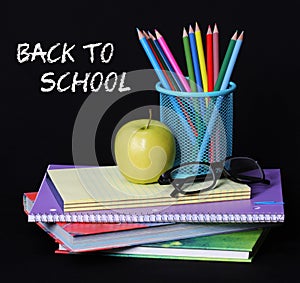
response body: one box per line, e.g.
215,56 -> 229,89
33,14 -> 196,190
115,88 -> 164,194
146,109 -> 152,129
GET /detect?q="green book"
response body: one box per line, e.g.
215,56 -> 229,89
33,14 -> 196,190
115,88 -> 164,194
58,228 -> 270,263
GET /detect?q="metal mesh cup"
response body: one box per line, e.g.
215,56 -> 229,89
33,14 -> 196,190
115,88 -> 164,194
157,81 -> 236,168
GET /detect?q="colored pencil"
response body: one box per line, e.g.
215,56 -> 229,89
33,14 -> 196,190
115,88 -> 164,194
220,31 -> 244,90
206,25 -> 214,92
186,26 -> 206,127
188,25 -> 203,92
137,28 -> 170,90
212,23 -> 219,162
143,30 -> 176,91
149,31 -> 184,91
195,22 -> 208,92
205,25 -> 214,160
213,23 -> 219,87
182,27 -> 202,138
139,29 -> 198,137
155,29 -> 191,92
182,28 -> 197,92
214,31 -> 237,91
198,31 -> 244,162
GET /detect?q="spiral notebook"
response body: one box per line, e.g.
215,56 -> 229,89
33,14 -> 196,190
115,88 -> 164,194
27,165 -> 284,223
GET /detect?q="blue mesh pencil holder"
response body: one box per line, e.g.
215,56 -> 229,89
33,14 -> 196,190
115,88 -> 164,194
157,81 -> 236,167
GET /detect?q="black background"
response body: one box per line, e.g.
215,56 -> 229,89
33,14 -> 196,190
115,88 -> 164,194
3,0 -> 300,282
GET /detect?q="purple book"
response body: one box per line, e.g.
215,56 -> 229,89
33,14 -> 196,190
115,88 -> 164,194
28,165 -> 284,223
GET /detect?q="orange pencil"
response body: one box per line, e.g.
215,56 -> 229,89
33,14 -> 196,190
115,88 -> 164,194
206,25 -> 214,92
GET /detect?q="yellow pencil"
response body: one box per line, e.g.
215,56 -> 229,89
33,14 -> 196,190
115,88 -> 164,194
195,22 -> 208,92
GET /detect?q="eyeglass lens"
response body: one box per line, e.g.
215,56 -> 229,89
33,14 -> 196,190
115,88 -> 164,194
170,163 -> 215,193
224,157 -> 263,183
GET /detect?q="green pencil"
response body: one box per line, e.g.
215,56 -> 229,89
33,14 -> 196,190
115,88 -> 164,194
183,27 -> 202,160
182,28 -> 197,92
214,31 -> 238,91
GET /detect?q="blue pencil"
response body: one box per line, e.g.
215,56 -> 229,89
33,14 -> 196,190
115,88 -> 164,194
197,31 -> 244,162
148,31 -> 184,92
188,25 -> 203,92
188,25 -> 205,124
137,28 -> 197,144
220,31 -> 244,91
137,28 -> 170,90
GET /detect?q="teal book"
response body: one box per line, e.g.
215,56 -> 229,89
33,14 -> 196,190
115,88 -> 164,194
58,228 -> 270,263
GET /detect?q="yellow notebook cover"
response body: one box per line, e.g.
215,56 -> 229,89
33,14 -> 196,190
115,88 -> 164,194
47,166 -> 251,212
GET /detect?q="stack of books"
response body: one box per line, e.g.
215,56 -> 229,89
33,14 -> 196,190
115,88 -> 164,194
23,164 -> 285,262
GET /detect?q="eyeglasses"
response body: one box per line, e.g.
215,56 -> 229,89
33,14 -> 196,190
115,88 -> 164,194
158,156 -> 270,198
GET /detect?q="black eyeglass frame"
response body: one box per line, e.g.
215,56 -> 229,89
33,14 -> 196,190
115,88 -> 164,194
158,156 -> 270,198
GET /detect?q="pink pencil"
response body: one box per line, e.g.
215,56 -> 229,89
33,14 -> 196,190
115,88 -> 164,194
213,23 -> 219,86
155,29 -> 191,92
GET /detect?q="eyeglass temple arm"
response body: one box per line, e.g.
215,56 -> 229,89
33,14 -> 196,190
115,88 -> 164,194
234,174 -> 270,185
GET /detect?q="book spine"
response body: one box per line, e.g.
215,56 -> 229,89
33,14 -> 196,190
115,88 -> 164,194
28,213 -> 285,223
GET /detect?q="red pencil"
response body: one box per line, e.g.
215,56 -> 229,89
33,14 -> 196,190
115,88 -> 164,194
142,31 -> 176,91
143,31 -> 198,137
212,23 -> 219,162
206,25 -> 214,92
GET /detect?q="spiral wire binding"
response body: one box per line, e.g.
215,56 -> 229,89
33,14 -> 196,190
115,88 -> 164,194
28,212 -> 284,223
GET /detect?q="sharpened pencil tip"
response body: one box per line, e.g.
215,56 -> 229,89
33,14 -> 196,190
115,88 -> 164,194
183,27 -> 188,37
238,31 -> 244,40
142,30 -> 149,39
155,29 -> 161,38
213,23 -> 218,33
136,28 -> 144,39
148,31 -> 156,40
189,25 -> 194,33
207,25 -> 212,34
195,22 -> 200,31
232,30 -> 238,40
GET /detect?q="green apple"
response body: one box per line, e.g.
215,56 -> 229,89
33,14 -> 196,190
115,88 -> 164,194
114,110 -> 176,184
